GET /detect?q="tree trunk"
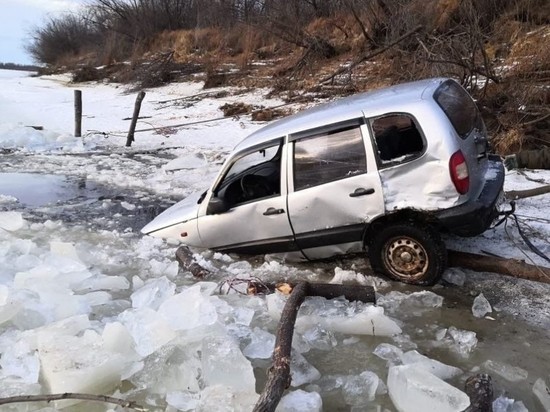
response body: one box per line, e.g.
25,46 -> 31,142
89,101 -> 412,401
448,250 -> 550,284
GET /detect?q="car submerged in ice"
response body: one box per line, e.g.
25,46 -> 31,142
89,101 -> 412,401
142,78 -> 504,285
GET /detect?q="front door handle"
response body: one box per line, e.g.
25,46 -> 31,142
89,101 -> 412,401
349,188 -> 375,197
263,207 -> 285,216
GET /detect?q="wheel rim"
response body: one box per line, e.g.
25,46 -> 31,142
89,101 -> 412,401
382,236 -> 429,281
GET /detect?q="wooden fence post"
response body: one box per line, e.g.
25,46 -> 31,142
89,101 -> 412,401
126,91 -> 146,147
74,90 -> 82,137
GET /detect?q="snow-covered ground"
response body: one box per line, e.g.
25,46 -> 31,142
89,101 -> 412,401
1,69 -> 549,411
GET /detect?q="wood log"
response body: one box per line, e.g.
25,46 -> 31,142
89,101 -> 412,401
448,250 -> 550,284
505,185 -> 550,200
253,282 -> 308,412
248,281 -> 376,303
253,280 -> 376,412
175,246 -> 210,278
464,374 -> 493,412
126,91 -> 146,147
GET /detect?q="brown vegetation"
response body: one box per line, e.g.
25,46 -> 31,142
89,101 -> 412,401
27,0 -> 550,153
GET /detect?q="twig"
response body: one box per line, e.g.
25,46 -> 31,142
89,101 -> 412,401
320,25 -> 423,84
133,102 -> 295,133
0,393 -> 145,410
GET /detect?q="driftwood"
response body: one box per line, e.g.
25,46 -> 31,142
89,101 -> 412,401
253,282 -> 308,412
448,250 -> 550,284
175,246 -> 211,278
248,280 -> 376,303
253,281 -> 375,412
0,393 -> 144,410
465,374 -> 493,412
505,184 -> 550,200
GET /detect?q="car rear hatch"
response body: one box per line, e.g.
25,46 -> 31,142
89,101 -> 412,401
433,80 -> 489,199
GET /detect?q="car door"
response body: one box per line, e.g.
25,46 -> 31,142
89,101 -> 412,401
286,119 -> 385,259
197,140 -> 298,255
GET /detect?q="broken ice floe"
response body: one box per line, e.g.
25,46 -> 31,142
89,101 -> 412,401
277,389 -> 322,412
483,360 -> 528,382
472,293 -> 492,318
388,364 -> 470,412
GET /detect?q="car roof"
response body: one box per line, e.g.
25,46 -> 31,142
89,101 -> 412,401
234,77 -> 447,152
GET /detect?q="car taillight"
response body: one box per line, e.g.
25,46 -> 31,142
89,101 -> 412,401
449,150 -> 469,194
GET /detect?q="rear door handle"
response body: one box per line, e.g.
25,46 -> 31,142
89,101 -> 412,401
349,188 -> 375,197
263,207 -> 285,216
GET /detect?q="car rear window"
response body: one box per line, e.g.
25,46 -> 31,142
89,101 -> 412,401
433,80 -> 483,139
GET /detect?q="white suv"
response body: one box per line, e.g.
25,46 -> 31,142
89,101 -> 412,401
142,78 -> 504,285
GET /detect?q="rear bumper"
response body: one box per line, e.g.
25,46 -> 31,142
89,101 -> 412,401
435,156 -> 505,236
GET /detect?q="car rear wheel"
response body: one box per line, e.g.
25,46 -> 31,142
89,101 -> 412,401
367,222 -> 447,285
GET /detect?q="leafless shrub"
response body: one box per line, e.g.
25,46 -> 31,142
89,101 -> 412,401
26,14 -> 99,65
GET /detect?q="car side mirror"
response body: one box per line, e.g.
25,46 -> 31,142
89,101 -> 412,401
207,196 -> 229,215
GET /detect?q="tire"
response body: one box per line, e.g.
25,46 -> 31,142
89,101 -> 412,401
367,222 -> 447,285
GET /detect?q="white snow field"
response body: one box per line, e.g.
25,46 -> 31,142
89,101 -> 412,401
1,69 -> 550,411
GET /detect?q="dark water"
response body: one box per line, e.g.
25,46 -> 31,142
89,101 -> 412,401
0,172 -> 175,232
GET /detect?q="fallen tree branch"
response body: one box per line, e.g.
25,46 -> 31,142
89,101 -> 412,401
175,246 -> 211,278
320,25 -> 423,84
253,280 -> 376,412
448,250 -> 550,284
253,282 -> 308,412
0,393 -> 144,410
505,185 -> 550,200
248,281 -> 376,303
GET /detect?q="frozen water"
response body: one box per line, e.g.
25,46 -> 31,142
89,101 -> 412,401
378,290 -> 443,316
342,371 -> 381,405
277,390 -> 322,412
442,268 -> 466,286
472,293 -> 492,318
166,391 -> 199,411
532,378 -> 550,410
401,350 -> 462,380
201,335 -> 256,392
195,384 -> 258,412
0,211 -> 24,231
290,351 -> 321,387
131,276 -> 176,310
301,326 -> 337,350
0,340 -> 40,384
119,307 -> 176,357
447,326 -> 478,357
483,360 -> 528,382
388,364 -> 470,412
1,69 -> 549,410
492,395 -> 528,412
330,267 -> 369,285
243,326 -> 275,359
373,342 -> 404,364
38,328 -> 130,396
157,283 -> 220,331
296,304 -> 402,336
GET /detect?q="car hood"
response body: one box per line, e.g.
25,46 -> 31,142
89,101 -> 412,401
141,191 -> 203,235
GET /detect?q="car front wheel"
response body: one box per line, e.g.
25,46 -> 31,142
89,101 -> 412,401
367,222 -> 447,285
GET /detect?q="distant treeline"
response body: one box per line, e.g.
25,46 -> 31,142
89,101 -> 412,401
0,62 -> 39,72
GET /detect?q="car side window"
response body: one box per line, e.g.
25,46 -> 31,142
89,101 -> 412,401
216,143 -> 281,208
293,125 -> 367,191
370,114 -> 425,164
